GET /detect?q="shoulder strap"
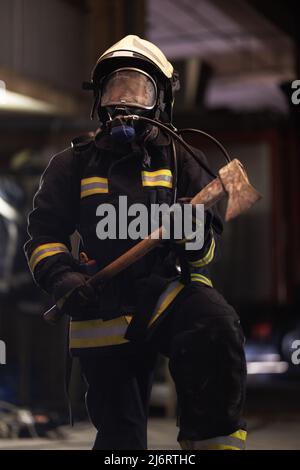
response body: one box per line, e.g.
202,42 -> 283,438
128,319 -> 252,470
70,134 -> 95,256
71,133 -> 95,183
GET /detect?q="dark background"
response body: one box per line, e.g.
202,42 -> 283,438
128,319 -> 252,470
0,0 -> 299,447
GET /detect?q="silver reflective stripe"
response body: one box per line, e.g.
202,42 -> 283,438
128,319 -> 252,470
81,177 -> 109,197
30,246 -> 67,267
142,174 -> 172,183
142,170 -> 172,188
70,280 -> 184,349
29,244 -> 68,271
81,182 -> 108,191
69,316 -> 130,349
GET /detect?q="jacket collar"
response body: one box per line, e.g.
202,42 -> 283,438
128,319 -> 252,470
94,126 -> 171,154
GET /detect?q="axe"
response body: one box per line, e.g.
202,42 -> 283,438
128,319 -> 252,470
44,158 -> 261,325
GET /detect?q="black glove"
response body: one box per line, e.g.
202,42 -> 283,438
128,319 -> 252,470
163,198 -> 209,246
52,271 -> 100,318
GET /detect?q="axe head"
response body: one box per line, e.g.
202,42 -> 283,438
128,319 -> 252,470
219,159 -> 262,221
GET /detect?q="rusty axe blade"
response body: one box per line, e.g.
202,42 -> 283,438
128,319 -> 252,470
219,159 -> 262,221
191,159 -> 262,221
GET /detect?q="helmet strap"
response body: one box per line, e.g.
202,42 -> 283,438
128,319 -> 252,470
155,89 -> 166,120
91,88 -> 100,120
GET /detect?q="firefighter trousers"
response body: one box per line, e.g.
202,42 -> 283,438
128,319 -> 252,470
79,283 -> 247,450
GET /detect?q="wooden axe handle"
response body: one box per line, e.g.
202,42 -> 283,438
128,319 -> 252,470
43,178 -> 225,324
89,177 -> 225,286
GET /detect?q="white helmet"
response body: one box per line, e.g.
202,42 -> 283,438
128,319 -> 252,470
97,35 -> 174,79
86,35 -> 180,123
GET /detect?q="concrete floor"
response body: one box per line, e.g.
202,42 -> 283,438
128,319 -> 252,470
0,385 -> 300,450
0,416 -> 300,450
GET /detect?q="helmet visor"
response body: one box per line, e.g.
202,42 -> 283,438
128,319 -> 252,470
101,68 -> 157,110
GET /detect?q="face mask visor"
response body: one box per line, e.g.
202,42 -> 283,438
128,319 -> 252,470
101,68 -> 157,111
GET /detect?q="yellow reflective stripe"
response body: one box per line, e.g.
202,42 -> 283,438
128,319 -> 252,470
189,237 -> 215,267
206,444 -> 241,450
125,315 -> 133,324
142,169 -> 173,188
31,251 -> 63,271
70,335 -> 128,348
70,281 -> 185,349
70,317 -> 128,331
81,188 -> 108,198
69,317 -> 129,349
190,274 -> 213,287
142,180 -> 172,188
142,169 -> 172,177
30,242 -> 67,259
81,177 -> 108,185
230,430 -> 247,441
149,281 -> 184,326
81,177 -> 109,198
179,430 -> 247,451
29,243 -> 68,271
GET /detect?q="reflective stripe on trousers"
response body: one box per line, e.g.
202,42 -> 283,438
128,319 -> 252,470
70,279 -> 184,349
180,429 -> 247,450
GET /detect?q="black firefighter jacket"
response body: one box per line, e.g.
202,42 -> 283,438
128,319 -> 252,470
24,129 -> 223,355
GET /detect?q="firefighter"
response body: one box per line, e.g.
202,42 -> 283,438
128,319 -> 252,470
24,35 -> 247,450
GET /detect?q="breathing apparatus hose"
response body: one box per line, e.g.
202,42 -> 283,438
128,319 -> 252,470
109,115 -> 231,180
178,128 -> 231,164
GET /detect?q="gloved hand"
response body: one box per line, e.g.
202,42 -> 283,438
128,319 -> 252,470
52,271 -> 100,318
163,198 -> 209,246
